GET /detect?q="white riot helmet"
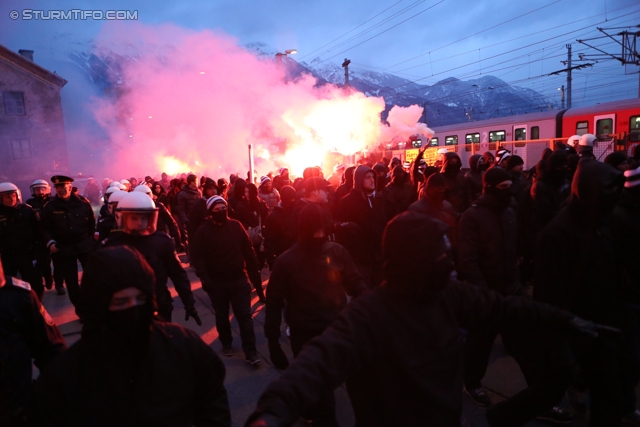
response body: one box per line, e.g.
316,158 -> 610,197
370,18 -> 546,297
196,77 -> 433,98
117,183 -> 127,191
578,133 -> 597,155
134,184 -> 152,196
104,186 -> 120,203
109,181 -> 120,188
116,191 -> 159,236
0,182 -> 21,206
107,189 -> 128,216
30,179 -> 51,196
120,179 -> 131,191
566,135 -> 580,148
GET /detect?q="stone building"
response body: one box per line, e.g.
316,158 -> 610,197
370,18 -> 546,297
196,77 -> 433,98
0,44 -> 69,192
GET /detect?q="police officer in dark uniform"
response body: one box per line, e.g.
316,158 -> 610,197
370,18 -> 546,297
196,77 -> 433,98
40,175 -> 95,314
103,191 -> 201,325
0,256 -> 66,426
0,182 -> 44,300
25,180 -> 54,292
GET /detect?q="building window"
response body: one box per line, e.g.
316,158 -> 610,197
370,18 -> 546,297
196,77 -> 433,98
596,118 -> 613,137
576,121 -> 589,136
430,137 -> 438,147
3,92 -> 26,116
531,126 -> 540,140
445,135 -> 458,146
489,130 -> 506,142
10,139 -> 32,159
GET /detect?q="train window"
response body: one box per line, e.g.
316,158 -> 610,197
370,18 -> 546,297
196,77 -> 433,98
445,135 -> 458,146
465,133 -> 480,152
576,121 -> 588,135
596,118 -> 613,137
430,137 -> 439,147
489,130 -> 506,142
397,141 -> 406,149
630,116 -> 640,142
514,127 -> 527,147
411,139 -> 422,148
531,126 -> 540,140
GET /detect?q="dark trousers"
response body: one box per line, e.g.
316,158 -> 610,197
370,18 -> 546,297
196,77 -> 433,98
206,278 -> 256,356
486,333 -> 573,427
1,254 -> 43,300
290,328 -> 339,427
35,248 -> 53,288
463,325 -> 498,390
51,251 -> 89,312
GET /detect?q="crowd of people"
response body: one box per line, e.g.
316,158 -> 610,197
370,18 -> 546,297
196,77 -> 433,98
0,132 -> 639,426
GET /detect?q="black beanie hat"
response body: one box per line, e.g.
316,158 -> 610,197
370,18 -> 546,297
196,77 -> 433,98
506,155 -> 524,169
298,203 -> 328,242
483,168 -> 512,188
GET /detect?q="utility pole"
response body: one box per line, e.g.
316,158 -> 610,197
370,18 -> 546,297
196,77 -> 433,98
342,58 -> 351,87
559,84 -> 565,109
423,102 -> 427,124
566,44 -> 572,108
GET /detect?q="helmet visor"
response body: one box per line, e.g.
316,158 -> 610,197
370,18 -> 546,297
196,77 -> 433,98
117,210 -> 158,236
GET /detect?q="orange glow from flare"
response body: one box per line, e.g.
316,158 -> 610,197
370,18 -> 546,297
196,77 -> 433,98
157,155 -> 190,176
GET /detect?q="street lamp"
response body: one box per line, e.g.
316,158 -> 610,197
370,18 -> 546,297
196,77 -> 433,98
276,49 -> 297,68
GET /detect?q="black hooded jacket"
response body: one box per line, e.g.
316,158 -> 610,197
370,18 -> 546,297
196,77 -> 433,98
464,154 -> 483,202
534,161 -> 626,326
441,153 -> 471,213
334,166 -> 355,203
382,166 -> 415,218
176,184 -> 202,224
336,166 -> 387,267
31,246 -> 230,427
248,213 -> 570,427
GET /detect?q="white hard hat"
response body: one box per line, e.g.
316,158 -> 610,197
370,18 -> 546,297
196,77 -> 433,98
0,182 -> 19,194
579,134 -> 597,147
134,184 -> 152,196
567,135 -> 580,148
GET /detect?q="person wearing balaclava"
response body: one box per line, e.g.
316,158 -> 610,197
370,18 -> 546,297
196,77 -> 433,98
264,203 -> 365,427
334,166 -> 355,203
609,166 -> 640,424
336,165 -> 387,287
441,152 -> 471,213
534,160 -> 628,426
381,165 -> 415,218
457,167 -> 519,407
372,163 -> 389,194
245,211 -> 611,427
31,246 -> 231,426
464,154 -> 484,202
530,150 -> 571,232
190,195 -> 264,364
263,185 -> 298,268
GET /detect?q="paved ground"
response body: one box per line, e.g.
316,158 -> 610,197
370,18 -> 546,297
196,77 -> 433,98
40,256 -> 633,426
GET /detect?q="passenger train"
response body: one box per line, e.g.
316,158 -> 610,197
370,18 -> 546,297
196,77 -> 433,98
379,98 -> 640,169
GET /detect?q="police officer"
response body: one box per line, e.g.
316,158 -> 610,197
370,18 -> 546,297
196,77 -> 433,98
0,183 -> 44,300
103,191 -> 201,325
134,184 -> 182,247
40,175 -> 95,314
0,256 -> 66,426
25,180 -> 54,292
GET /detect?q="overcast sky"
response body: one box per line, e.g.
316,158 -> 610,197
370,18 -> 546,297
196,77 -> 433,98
1,0 -> 639,104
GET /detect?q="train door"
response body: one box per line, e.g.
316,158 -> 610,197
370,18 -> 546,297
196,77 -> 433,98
594,114 -> 616,160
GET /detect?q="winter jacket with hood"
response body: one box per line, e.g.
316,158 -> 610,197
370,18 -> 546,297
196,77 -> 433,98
464,154 -> 483,202
534,160 -> 626,325
382,165 -> 415,219
335,166 -> 356,203
457,193 -> 519,295
441,152 -> 471,213
336,165 -> 387,269
176,184 -> 202,224
31,246 -> 230,427
248,212 -> 571,427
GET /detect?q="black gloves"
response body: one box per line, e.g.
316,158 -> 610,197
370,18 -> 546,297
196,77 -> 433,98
185,306 -> 202,326
568,316 -> 621,338
268,339 -> 289,370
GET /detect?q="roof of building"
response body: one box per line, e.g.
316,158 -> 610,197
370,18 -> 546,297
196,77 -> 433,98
0,44 -> 67,89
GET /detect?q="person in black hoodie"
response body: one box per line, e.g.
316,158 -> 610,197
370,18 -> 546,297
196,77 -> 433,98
190,196 -> 264,363
334,166 -> 355,203
26,180 -> 55,292
457,168 -> 519,406
264,203 -> 366,426
382,165 -> 415,218
336,165 -> 387,287
464,154 -> 484,202
441,152 -> 471,213
175,174 -> 202,252
263,186 -> 297,268
245,212 -> 603,427
31,246 -> 231,427
534,160 -> 629,426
